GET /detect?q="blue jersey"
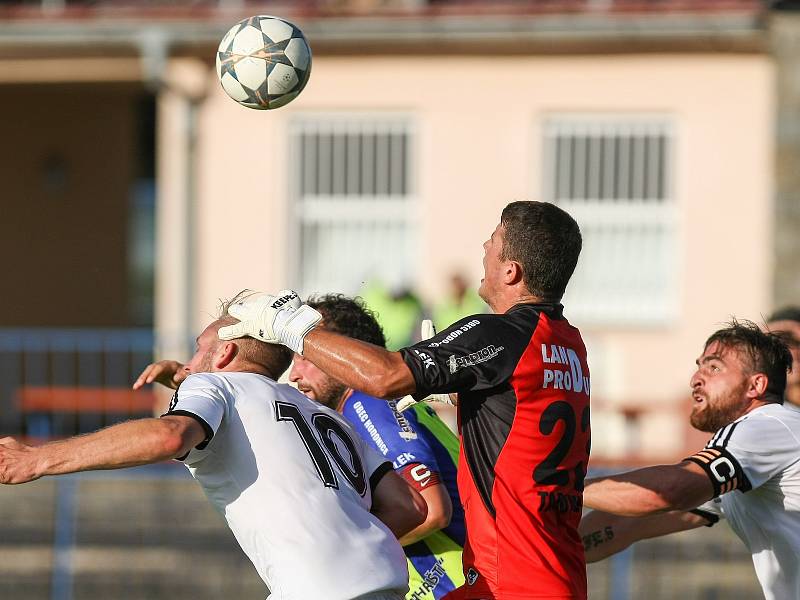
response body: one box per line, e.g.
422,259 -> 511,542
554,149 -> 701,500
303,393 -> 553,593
341,391 -> 465,600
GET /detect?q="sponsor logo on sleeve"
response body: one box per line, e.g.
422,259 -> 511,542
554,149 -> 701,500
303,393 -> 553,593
168,392 -> 179,412
393,452 -> 417,468
427,319 -> 480,348
352,401 -> 390,455
466,568 -> 479,586
447,344 -> 504,373
413,349 -> 437,370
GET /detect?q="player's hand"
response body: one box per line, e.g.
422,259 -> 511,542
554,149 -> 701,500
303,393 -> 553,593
0,437 -> 41,485
396,392 -> 455,412
396,320 -> 454,412
218,289 -> 323,355
133,360 -> 188,391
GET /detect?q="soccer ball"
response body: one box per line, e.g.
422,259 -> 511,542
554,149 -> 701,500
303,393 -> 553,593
216,15 -> 312,110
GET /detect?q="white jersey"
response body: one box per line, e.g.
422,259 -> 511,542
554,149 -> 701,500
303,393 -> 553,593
165,372 -> 409,600
693,403 -> 800,600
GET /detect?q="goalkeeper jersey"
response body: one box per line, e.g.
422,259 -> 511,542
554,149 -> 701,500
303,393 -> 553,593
341,391 -> 465,600
164,372 -> 409,600
401,303 -> 590,599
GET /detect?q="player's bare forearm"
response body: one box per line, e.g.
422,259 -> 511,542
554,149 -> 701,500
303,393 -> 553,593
583,461 -> 714,516
371,469 -> 428,539
398,483 -> 453,546
580,510 -> 708,562
0,417 -> 204,484
303,328 -> 416,399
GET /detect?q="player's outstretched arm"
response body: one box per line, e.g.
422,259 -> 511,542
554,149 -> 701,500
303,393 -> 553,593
371,469 -> 428,540
132,360 -> 187,390
303,327 -> 417,399
0,416 -> 206,485
583,461 -> 714,517
397,482 -> 453,546
580,509 -> 710,563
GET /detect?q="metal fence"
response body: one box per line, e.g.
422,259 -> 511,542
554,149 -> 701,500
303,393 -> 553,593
0,328 -> 156,439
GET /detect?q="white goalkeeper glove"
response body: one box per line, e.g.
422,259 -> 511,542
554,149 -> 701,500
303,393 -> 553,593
217,289 -> 322,355
396,319 -> 455,412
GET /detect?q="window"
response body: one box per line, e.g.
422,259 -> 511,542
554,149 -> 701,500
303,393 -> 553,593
543,116 -> 677,324
289,115 -> 416,295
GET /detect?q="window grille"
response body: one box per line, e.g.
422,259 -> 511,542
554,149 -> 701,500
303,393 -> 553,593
290,116 -> 416,296
543,116 -> 676,324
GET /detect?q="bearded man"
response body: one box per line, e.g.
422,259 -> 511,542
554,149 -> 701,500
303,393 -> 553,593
579,320 -> 799,600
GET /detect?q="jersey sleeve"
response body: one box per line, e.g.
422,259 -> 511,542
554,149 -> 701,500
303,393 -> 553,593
690,497 -> 724,526
162,373 -> 227,451
399,313 -> 535,398
356,433 -> 394,494
686,414 -> 799,496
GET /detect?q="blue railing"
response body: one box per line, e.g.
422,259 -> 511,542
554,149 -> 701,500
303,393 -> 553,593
0,328 -> 156,438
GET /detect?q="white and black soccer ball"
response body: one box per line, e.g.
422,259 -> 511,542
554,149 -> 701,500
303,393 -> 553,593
216,15 -> 312,110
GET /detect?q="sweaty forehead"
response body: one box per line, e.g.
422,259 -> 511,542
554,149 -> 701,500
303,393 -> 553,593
701,341 -> 746,366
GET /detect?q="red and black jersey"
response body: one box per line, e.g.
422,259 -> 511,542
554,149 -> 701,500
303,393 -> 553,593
400,303 -> 590,599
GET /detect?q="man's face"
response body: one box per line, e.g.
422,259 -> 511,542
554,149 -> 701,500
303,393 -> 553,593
186,323 -> 222,375
689,341 -> 752,432
289,354 -> 348,410
767,319 -> 800,389
478,222 -> 507,304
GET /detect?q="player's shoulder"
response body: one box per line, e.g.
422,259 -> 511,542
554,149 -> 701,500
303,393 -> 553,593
344,391 -> 429,444
709,403 -> 800,451
343,391 -> 407,425
180,371 -> 229,393
182,371 -> 296,400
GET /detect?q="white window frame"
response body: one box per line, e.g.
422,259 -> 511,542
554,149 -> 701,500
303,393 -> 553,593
288,113 -> 418,297
541,114 -> 678,326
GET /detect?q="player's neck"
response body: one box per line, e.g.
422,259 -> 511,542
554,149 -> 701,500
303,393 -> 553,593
743,398 -> 779,416
217,361 -> 275,380
336,388 -> 355,413
491,290 -> 554,314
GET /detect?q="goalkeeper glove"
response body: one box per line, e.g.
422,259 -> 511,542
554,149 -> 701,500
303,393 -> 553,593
217,290 -> 322,355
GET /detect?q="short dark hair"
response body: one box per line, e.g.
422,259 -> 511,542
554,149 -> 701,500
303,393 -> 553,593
768,306 -> 800,325
704,319 -> 793,401
306,294 -> 387,349
500,201 -> 582,300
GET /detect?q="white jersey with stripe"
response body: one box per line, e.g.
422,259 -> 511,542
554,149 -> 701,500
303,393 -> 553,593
165,372 -> 409,600
694,403 -> 800,600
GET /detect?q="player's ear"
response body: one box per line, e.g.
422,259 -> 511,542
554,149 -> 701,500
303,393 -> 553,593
214,341 -> 238,370
748,372 -> 769,399
504,259 -> 524,286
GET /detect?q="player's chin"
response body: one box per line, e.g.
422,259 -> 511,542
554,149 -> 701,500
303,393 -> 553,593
690,400 -> 705,415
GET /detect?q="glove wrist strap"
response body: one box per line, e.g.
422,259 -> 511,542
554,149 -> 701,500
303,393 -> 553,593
280,305 -> 323,355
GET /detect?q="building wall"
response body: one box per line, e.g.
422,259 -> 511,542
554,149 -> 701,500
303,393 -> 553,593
162,51 -> 774,459
0,83 -> 138,327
